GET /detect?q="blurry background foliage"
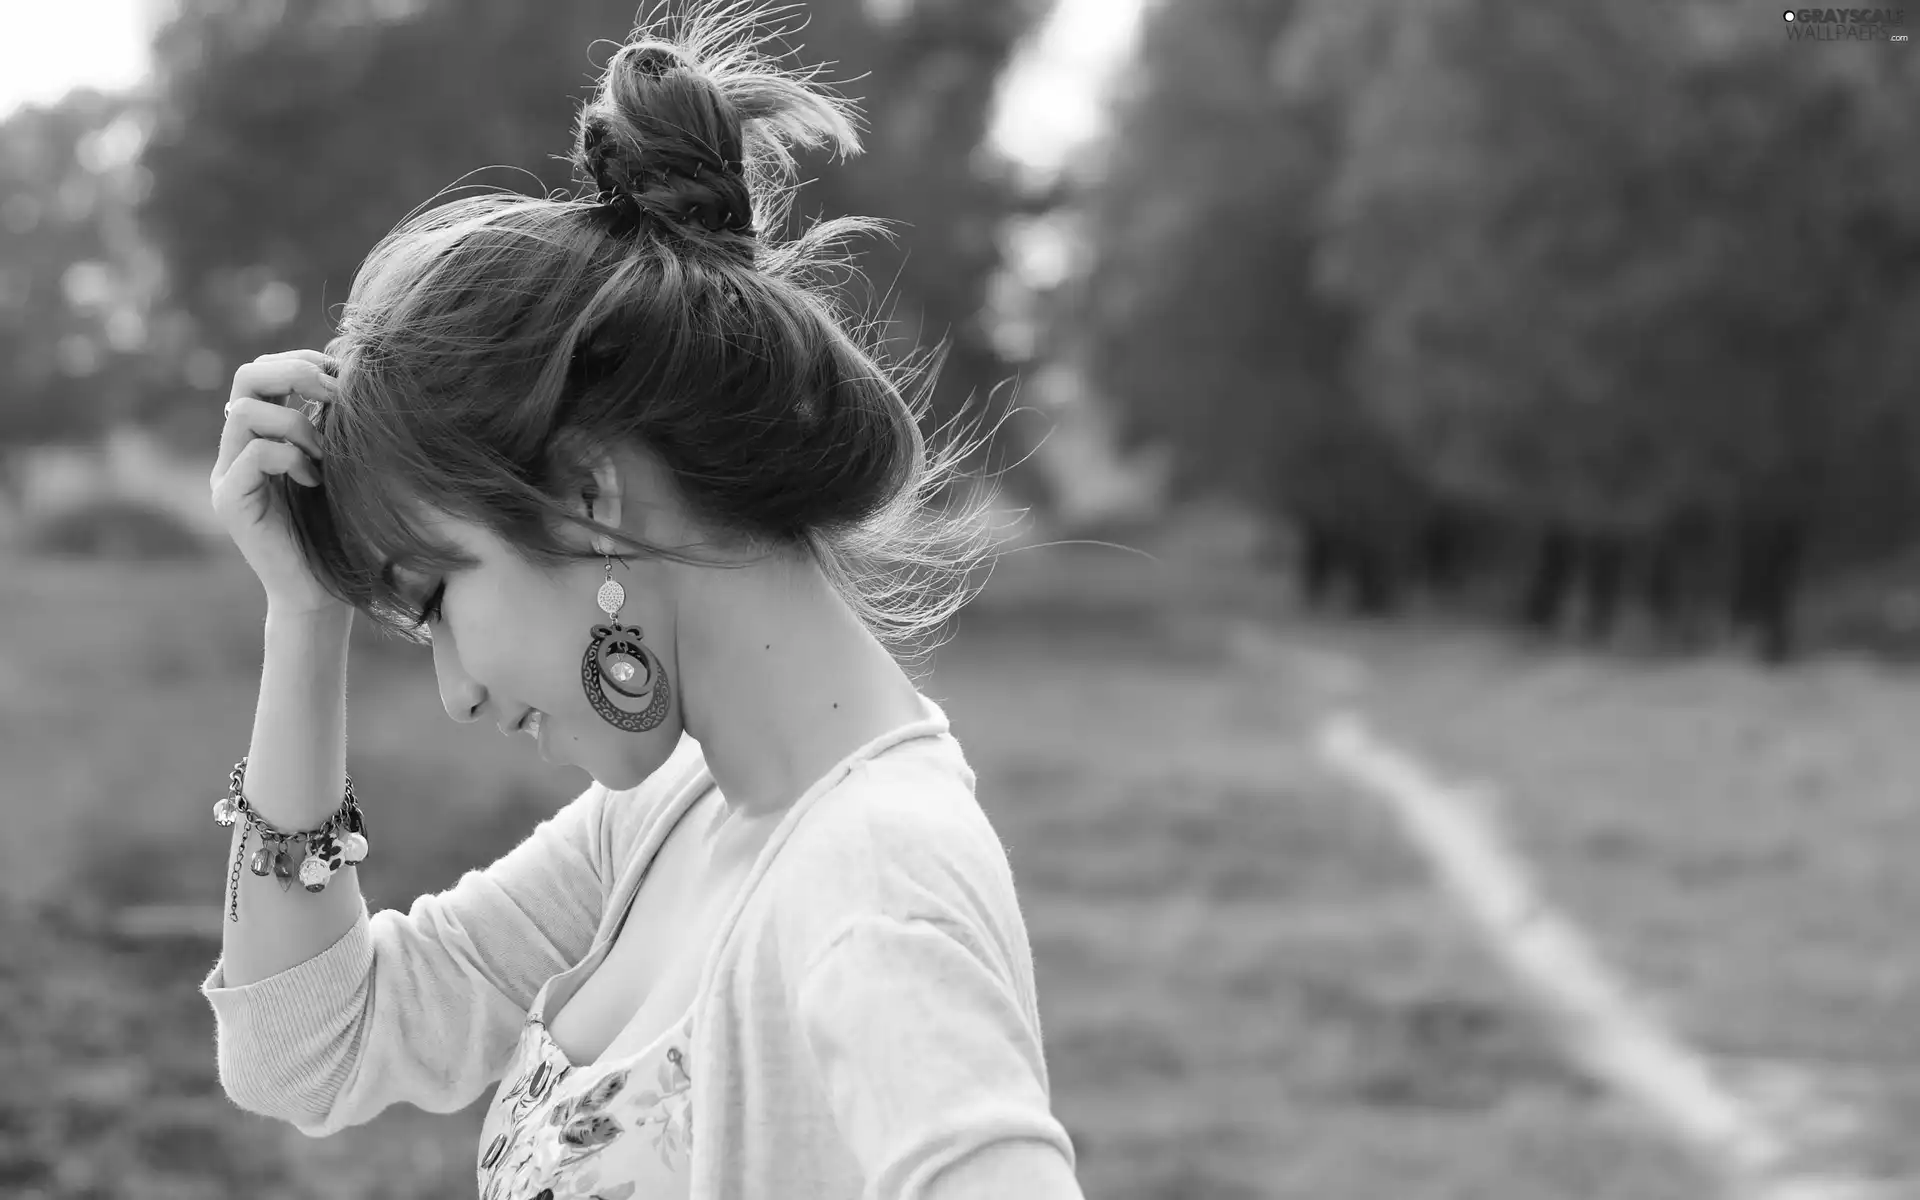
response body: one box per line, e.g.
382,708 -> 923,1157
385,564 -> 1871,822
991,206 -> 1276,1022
1062,0 -> 1920,663
0,0 -> 1057,535
5,1 -> 1920,1197
1,0 -> 1909,659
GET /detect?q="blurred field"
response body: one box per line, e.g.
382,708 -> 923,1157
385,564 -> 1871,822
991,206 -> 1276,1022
10,533 -> 1920,1198
1318,614 -> 1920,1186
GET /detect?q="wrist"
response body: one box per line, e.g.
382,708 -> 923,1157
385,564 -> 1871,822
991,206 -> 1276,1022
265,602 -> 354,640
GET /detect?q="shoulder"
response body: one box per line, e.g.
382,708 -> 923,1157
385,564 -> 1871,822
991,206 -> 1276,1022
762,731 -> 1026,970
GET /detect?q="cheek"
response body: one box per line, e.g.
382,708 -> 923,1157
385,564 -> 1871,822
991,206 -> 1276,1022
541,611 -> 595,699
457,587 -> 585,699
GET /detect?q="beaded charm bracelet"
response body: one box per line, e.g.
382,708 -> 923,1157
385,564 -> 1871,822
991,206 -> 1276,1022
213,756 -> 369,923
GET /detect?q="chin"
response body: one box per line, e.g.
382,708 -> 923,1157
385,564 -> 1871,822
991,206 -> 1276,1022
584,735 -> 681,794
588,765 -> 647,793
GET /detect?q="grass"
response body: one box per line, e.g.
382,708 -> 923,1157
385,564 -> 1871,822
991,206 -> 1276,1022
1311,612 -> 1920,1186
12,534 -> 1878,1199
947,555 -> 1708,1200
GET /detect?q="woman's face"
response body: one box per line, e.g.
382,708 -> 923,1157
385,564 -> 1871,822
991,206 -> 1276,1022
394,510 -> 684,793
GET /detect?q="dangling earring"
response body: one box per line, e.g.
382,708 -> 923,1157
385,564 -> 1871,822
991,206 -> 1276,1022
582,553 -> 671,732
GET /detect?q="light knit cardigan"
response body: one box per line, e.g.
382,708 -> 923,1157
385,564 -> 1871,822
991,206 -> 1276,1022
201,699 -> 1082,1198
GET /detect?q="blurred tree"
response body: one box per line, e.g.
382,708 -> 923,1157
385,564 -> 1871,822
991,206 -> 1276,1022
1301,0 -> 1920,658
0,91 -> 160,460
1064,0 -> 1920,655
789,0 -> 1048,449
139,0 -> 1045,454
1071,0 -> 1446,611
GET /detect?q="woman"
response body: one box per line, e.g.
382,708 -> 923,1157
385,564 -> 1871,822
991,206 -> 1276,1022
198,7 -> 1082,1198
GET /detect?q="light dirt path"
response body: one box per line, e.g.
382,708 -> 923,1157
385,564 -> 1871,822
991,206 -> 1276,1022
1224,618 -> 1896,1200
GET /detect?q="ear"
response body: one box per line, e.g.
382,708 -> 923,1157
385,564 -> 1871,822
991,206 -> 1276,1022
580,455 -> 625,556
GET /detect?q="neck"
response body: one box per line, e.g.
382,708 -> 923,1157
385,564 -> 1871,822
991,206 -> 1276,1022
673,553 -> 926,827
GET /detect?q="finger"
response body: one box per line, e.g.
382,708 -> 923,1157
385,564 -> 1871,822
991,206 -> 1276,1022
259,348 -> 338,376
214,395 -> 325,482
211,439 -> 321,516
244,437 -> 323,487
213,394 -> 327,483
230,355 -> 337,404
240,438 -> 321,492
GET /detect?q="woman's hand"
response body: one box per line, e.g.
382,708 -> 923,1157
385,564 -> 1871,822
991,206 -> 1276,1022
208,349 -> 349,620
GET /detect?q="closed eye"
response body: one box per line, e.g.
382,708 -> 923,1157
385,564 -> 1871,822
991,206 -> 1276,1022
411,581 -> 447,630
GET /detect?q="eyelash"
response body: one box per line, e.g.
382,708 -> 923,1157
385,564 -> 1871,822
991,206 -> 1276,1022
413,583 -> 446,628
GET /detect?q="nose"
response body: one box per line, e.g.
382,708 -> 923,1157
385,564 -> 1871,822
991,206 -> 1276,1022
429,622 -> 488,724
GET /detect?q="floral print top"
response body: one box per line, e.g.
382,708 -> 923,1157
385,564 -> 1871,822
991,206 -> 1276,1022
475,969 -> 697,1200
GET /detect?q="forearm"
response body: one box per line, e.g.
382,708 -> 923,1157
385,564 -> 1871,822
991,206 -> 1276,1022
219,605 -> 362,986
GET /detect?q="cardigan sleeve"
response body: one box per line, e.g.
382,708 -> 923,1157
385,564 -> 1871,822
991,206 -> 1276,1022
797,912 -> 1083,1200
200,780 -> 608,1137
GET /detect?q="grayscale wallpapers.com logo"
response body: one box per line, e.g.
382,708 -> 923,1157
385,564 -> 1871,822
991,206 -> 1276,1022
1783,8 -> 1910,40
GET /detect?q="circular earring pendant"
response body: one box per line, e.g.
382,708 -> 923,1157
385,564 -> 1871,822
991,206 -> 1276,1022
581,621 -> 671,732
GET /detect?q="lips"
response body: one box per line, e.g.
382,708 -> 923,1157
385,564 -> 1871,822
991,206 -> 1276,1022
529,711 -> 558,764
500,709 -> 543,738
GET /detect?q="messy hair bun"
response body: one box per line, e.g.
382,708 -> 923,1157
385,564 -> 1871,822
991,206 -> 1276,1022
573,18 -> 859,254
578,43 -> 755,244
294,2 -> 1001,659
